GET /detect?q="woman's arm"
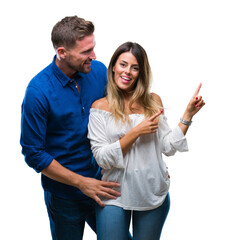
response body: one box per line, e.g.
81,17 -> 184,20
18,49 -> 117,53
158,84 -> 205,156
179,83 -> 205,135
88,105 -> 125,170
120,92 -> 163,156
119,111 -> 163,156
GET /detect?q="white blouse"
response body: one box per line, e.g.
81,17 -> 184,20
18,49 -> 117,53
88,108 -> 188,211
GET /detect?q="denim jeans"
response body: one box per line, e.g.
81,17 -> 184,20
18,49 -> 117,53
96,193 -> 170,240
44,191 -> 96,240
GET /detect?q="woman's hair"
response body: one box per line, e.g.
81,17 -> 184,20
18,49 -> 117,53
51,15 -> 94,50
107,42 -> 161,122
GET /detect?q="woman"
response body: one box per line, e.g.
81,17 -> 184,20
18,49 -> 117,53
88,42 -> 205,240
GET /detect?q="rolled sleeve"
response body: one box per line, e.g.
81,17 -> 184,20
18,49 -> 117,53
159,115 -> 189,156
88,110 -> 124,170
20,86 -> 54,172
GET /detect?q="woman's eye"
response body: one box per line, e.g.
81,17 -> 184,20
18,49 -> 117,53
133,67 -> 139,71
120,63 -> 126,67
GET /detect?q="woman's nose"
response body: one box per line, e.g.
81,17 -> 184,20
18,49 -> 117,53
124,66 -> 131,74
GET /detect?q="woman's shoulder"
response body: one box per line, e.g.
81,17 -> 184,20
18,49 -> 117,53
151,92 -> 163,107
91,97 -> 110,111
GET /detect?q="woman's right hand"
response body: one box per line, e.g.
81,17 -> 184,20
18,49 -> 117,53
120,111 -> 163,156
133,111 -> 163,137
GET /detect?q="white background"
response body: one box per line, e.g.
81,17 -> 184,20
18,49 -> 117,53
1,0 -> 224,239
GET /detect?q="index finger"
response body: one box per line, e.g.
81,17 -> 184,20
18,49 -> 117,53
102,181 -> 120,188
193,83 -> 202,97
149,111 -> 163,121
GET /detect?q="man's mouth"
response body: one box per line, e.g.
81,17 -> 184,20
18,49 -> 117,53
84,60 -> 92,65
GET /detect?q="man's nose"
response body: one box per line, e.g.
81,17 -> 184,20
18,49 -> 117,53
89,50 -> 96,60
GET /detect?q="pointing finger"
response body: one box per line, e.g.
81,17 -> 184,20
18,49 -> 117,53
149,111 -> 163,121
193,83 -> 202,98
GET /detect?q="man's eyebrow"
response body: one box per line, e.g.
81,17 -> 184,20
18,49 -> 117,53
81,48 -> 93,54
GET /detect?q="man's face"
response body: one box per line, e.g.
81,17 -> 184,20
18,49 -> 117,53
64,34 -> 96,74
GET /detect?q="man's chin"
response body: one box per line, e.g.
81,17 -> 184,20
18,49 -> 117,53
81,66 -> 91,74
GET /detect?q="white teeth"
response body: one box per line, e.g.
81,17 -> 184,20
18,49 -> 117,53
121,76 -> 131,81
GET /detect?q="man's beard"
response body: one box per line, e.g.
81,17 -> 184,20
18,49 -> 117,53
67,60 -> 92,74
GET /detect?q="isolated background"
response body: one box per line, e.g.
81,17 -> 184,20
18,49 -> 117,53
1,0 -> 224,239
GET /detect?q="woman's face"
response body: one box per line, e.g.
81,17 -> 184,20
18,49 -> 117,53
113,51 -> 139,92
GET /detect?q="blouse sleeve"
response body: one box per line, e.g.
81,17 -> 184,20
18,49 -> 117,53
158,115 -> 189,156
87,109 -> 124,170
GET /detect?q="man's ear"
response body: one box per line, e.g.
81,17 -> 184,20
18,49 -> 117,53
56,47 -> 67,60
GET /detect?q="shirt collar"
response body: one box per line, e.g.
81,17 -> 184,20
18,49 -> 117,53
51,56 -> 82,87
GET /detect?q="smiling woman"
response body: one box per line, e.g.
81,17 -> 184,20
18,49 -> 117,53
113,52 -> 140,92
106,42 -> 160,122
88,41 -> 205,240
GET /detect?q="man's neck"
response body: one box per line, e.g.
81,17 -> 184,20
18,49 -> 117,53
55,57 -> 76,79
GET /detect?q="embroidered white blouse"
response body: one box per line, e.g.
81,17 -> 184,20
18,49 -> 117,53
88,108 -> 188,211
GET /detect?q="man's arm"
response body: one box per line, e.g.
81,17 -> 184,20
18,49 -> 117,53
42,159 -> 120,207
21,86 -> 120,207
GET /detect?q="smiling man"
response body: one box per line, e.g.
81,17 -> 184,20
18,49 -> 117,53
20,15 -> 121,240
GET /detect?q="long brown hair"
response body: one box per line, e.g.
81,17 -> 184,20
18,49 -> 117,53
107,42 -> 160,122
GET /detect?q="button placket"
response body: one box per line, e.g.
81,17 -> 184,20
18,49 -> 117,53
68,79 -> 85,114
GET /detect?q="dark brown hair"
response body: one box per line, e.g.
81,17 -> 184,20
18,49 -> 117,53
51,15 -> 94,50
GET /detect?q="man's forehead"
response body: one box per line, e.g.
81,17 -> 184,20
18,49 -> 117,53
75,34 -> 96,49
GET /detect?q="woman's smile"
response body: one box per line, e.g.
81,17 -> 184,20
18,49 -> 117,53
120,75 -> 132,83
113,51 -> 139,92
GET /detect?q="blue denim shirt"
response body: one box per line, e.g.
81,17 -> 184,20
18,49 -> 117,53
20,56 -> 107,199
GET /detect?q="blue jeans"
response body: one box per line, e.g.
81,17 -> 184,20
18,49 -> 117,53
44,191 -> 96,240
96,194 -> 170,240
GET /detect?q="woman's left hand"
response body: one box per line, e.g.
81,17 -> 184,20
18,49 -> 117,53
185,83 -> 205,118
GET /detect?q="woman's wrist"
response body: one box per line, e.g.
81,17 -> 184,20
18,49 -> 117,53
182,111 -> 193,122
180,118 -> 192,126
129,127 -> 140,140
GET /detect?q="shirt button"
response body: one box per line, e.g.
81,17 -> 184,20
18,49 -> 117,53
69,80 -> 73,83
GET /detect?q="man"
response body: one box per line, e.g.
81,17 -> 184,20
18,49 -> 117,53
20,15 -> 121,240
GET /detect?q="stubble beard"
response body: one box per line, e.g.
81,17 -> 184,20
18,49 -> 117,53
67,61 -> 91,74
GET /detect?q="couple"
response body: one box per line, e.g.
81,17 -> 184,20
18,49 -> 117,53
20,15 -> 205,240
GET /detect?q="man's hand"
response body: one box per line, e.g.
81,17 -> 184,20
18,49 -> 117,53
78,176 -> 121,207
42,159 -> 120,207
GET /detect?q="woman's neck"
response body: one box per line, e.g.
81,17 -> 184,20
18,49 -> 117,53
123,98 -> 144,114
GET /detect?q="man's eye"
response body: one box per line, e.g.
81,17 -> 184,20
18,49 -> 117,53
83,49 -> 92,55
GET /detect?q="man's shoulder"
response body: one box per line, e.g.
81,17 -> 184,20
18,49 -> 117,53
90,60 -> 107,72
28,63 -> 53,88
83,60 -> 107,88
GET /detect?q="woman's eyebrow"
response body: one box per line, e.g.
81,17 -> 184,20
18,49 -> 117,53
120,60 -> 139,66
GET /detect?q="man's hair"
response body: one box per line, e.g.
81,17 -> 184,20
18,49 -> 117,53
51,15 -> 94,50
